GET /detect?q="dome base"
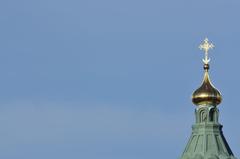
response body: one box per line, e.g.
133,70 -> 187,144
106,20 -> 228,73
180,107 -> 236,159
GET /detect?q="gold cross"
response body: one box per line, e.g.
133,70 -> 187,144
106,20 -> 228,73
199,38 -> 214,64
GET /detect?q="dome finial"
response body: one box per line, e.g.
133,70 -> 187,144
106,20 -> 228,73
199,38 -> 214,64
192,38 -> 222,107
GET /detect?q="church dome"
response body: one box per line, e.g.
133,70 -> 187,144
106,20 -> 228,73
192,64 -> 222,106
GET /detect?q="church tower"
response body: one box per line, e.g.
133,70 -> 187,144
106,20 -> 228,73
180,38 -> 237,159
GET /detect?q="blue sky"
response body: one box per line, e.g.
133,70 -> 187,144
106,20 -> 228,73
0,0 -> 240,158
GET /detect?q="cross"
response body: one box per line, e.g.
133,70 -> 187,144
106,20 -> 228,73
199,38 -> 214,64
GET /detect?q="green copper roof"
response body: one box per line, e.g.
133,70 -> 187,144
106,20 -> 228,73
180,106 -> 236,159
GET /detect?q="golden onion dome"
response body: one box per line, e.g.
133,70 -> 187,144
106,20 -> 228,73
192,38 -> 222,106
192,64 -> 222,106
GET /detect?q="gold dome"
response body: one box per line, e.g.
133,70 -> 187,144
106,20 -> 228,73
192,64 -> 222,106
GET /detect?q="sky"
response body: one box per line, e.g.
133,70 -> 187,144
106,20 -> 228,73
0,0 -> 240,158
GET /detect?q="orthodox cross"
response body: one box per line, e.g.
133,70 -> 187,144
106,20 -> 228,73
199,38 -> 214,64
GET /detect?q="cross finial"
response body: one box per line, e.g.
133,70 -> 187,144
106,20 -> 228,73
199,38 -> 214,64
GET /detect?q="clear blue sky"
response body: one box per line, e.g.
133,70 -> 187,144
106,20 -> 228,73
0,0 -> 240,158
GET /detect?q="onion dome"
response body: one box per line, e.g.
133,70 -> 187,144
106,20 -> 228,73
191,38 -> 222,106
192,64 -> 222,106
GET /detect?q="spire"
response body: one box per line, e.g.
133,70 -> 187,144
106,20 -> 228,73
180,38 -> 236,159
192,38 -> 222,107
